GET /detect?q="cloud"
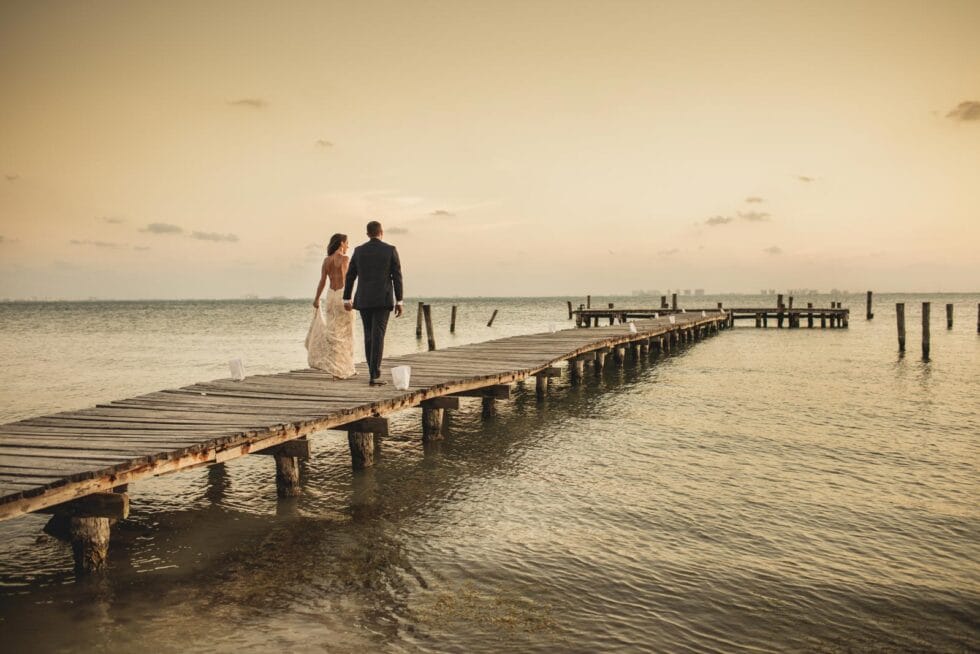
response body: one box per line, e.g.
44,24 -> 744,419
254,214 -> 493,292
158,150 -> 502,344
69,239 -> 123,248
133,246 -> 151,251
738,210 -> 770,222
0,235 -> 4,243
191,231 -> 239,243
386,226 -> 409,235
658,248 -> 680,256
430,209 -> 455,218
5,174 -> 18,182
705,215 -> 734,226
315,139 -> 333,148
945,101 -> 980,122
101,216 -> 125,224
142,222 -> 183,235
797,175 -> 815,182
228,98 -> 267,108
763,246 -> 783,255
745,196 -> 764,203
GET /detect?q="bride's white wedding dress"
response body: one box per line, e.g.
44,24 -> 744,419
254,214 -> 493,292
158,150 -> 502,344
306,287 -> 356,378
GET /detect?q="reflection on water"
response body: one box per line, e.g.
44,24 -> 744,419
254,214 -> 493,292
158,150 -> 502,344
0,295 -> 978,652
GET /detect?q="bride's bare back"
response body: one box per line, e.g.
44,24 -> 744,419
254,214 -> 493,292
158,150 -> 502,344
313,252 -> 349,307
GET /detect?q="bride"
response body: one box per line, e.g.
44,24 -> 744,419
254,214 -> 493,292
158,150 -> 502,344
308,233 -> 356,378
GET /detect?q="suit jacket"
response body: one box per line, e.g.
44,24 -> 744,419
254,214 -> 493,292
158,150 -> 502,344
343,238 -> 403,310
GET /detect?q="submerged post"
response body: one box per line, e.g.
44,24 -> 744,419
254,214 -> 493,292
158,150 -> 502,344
946,303 -> 953,329
450,305 -> 458,333
896,303 -> 906,352
922,302 -> 930,359
487,309 -> 499,327
274,454 -> 301,497
866,291 -> 874,320
422,304 -> 436,351
70,518 -> 111,575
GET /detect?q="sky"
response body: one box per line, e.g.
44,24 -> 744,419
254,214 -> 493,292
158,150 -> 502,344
0,0 -> 978,299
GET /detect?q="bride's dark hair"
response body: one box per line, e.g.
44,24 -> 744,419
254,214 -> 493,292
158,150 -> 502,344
327,233 -> 347,256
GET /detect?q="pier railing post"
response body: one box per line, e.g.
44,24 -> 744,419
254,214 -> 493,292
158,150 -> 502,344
896,303 -> 905,352
922,302 -> 930,360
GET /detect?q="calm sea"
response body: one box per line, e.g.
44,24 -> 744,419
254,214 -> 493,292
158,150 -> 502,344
0,294 -> 977,653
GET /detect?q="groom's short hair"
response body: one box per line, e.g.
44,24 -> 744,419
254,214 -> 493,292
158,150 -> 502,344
366,221 -> 382,237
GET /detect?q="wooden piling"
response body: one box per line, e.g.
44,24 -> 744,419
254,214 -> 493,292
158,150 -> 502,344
423,304 -> 436,351
274,453 -> 301,497
594,350 -> 607,374
946,303 -> 953,329
422,407 -> 444,442
487,309 -> 499,327
672,293 -> 678,310
415,302 -> 424,339
896,303 -> 906,352
755,313 -> 761,328
661,295 -> 668,309
348,431 -> 376,470
70,517 -> 111,574
587,295 -> 591,309
567,301 -> 573,320
613,346 -> 626,365
866,291 -> 874,320
450,305 -> 458,333
922,302 -> 930,359
788,296 -> 794,309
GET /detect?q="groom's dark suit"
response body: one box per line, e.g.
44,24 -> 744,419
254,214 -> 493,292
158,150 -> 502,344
343,237 -> 403,382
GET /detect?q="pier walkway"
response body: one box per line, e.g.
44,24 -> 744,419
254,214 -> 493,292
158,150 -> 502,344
0,311 -> 729,573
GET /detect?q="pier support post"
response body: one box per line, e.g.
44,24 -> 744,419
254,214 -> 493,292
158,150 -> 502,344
807,303 -> 814,328
763,314 -> 768,328
613,346 -> 626,365
70,517 -> 111,575
820,313 -> 826,328
481,396 -> 496,418
570,357 -> 585,383
672,293 -> 678,310
896,303 -> 906,352
567,301 -> 573,320
867,291 -> 874,320
922,302 -> 930,360
348,432 -> 375,470
661,336 -> 670,353
274,454 -> 301,497
587,295 -> 591,309
422,407 -> 444,442
594,350 -> 607,374
755,313 -> 761,328
946,303 -> 953,329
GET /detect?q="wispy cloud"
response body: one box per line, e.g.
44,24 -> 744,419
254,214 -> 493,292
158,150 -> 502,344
228,98 -> 267,108
142,222 -> 183,235
745,196 -> 764,203
705,215 -> 734,226
763,245 -> 783,255
315,139 -> 333,148
70,239 -> 123,249
658,248 -> 680,256
945,100 -> 980,122
5,174 -> 18,182
738,210 -> 770,222
797,175 -> 815,183
101,216 -> 125,224
430,209 -> 455,218
133,245 -> 151,251
386,226 -> 410,235
191,231 -> 239,243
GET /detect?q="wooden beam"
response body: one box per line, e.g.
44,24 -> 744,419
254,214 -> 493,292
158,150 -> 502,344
420,396 -> 460,410
329,417 -> 389,436
535,367 -> 562,377
450,385 -> 511,399
38,491 -> 129,520
255,439 -> 310,459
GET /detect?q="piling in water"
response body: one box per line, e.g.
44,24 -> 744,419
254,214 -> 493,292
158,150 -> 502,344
946,303 -> 953,329
896,303 -> 905,352
867,291 -> 874,320
422,304 -> 436,351
672,293 -> 678,310
487,309 -> 499,327
415,302 -> 424,339
450,305 -> 457,333
922,302 -> 930,359
567,301 -> 573,320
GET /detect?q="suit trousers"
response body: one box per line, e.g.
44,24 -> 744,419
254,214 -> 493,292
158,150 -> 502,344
358,308 -> 391,381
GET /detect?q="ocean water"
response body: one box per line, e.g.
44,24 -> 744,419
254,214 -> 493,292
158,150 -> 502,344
0,294 -> 977,653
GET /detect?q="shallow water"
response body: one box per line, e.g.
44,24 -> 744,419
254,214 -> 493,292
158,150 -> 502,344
0,294 -> 977,652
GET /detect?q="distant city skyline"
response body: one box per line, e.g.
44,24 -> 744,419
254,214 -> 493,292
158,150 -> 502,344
1,0 -> 978,299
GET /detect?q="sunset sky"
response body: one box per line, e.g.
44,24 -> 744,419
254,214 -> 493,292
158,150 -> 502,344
1,0 -> 977,299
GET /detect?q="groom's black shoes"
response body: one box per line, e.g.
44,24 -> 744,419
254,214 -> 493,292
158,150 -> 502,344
369,379 -> 387,386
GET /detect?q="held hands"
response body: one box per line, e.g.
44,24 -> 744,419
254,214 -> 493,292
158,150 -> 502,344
343,300 -> 353,312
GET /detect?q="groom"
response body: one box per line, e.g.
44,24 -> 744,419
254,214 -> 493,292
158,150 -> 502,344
343,220 -> 404,386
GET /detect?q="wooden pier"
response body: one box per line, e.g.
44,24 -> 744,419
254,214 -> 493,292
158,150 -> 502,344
0,311 -> 729,574
574,306 -> 849,329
